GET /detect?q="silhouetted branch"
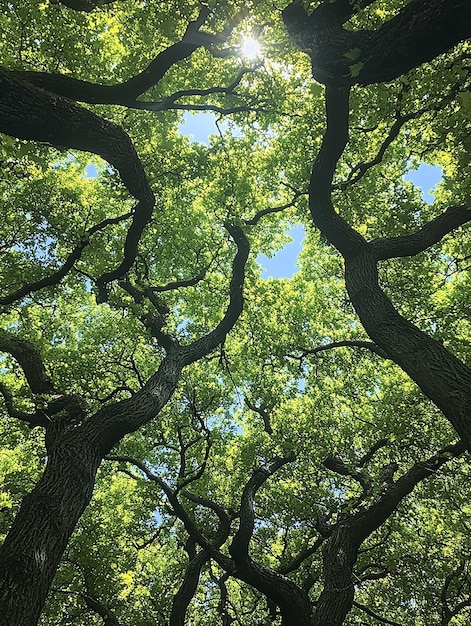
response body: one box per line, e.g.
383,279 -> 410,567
0,382 -> 49,427
1,212 -> 132,305
352,600 -> 402,626
371,205 -> 471,261
0,331 -> 54,395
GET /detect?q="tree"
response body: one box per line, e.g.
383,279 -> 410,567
0,0 -> 470,624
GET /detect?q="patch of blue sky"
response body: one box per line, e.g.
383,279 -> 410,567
85,164 -> 98,178
178,111 -> 235,144
258,224 -> 306,279
178,111 -> 220,144
404,163 -> 442,204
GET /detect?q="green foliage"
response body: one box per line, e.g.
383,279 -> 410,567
1,1 -> 470,625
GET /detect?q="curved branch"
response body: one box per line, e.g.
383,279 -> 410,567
0,212 -> 132,305
244,398 -> 273,434
371,205 -> 471,261
0,69 -> 155,294
82,594 -> 121,626
309,85 -> 367,259
7,6 -> 243,107
279,537 -> 324,575
295,340 -> 389,360
283,0 -> 471,86
170,549 -> 209,626
179,223 -> 250,366
310,84 -> 471,445
313,440 -> 467,626
150,270 -> 207,293
8,9 -> 215,104
229,454 -> 295,563
352,601 -> 402,626
245,192 -> 304,226
106,455 -> 234,570
137,66 -> 259,112
0,382 -> 49,428
51,0 -> 116,11
86,224 -> 249,453
0,331 -> 54,395
323,456 -> 371,493
358,438 -> 390,468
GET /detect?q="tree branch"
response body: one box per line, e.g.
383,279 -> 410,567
7,8 -> 232,105
51,0 -> 116,12
294,340 -> 389,360
0,331 -> 54,395
0,69 -> 155,297
244,398 -> 273,434
371,205 -> 471,261
179,223 -> 250,366
312,440 -> 467,626
0,212 -> 132,306
245,192 -> 304,226
134,66 -> 259,112
229,454 -> 295,563
309,85 -> 368,259
358,438 -> 389,468
323,456 -> 371,494
283,0 -> 471,86
0,382 -> 49,428
352,600 -> 402,626
106,455 -> 234,571
279,537 -> 324,575
309,82 -> 471,446
82,593 -> 121,626
170,548 -> 209,626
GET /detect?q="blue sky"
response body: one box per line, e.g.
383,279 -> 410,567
84,113 -> 443,281
179,112 -> 443,279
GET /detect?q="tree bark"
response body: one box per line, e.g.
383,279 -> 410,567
0,227 -> 249,625
0,437 -> 101,626
283,0 -> 471,86
308,84 -> 471,446
312,441 -> 466,625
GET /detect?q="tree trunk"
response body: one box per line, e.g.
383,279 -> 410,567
283,0 -> 471,86
345,253 -> 471,445
0,436 -> 101,626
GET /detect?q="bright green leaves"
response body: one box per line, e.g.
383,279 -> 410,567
1,1 -> 471,625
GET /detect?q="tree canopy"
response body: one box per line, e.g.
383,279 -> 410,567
0,1 -> 471,625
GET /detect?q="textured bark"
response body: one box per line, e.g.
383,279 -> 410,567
0,69 -> 155,293
0,332 -> 54,395
312,441 -> 466,625
0,437 -> 101,626
370,205 -> 471,261
345,253 -> 471,444
0,229 -> 249,625
148,453 -> 312,625
228,455 -> 312,625
170,550 -> 209,626
283,0 -> 471,86
309,84 -> 471,446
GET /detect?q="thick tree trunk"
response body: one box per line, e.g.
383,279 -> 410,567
0,437 -> 101,626
312,527 -> 357,626
307,84 -> 471,445
312,442 -> 466,626
344,253 -> 471,444
283,0 -> 471,86
0,227 -> 248,624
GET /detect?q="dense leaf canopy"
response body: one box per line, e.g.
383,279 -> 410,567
0,1 -> 471,625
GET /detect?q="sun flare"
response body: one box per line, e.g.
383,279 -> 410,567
241,36 -> 260,59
